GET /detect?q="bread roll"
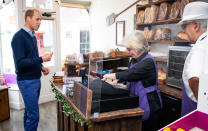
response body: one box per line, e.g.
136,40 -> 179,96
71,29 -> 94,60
170,1 -> 181,19
149,5 -> 159,23
144,7 -> 151,24
137,10 -> 145,24
177,31 -> 189,40
158,2 -> 171,20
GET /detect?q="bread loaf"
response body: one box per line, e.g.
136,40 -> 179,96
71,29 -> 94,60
144,29 -> 150,40
144,7 -> 151,24
177,31 -> 189,40
180,0 -> 193,17
158,2 -> 171,21
149,5 -> 159,23
170,1 -> 181,19
161,28 -> 171,40
137,10 -> 145,24
154,28 -> 162,40
148,29 -> 156,40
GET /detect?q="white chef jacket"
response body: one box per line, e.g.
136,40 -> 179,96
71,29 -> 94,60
183,33 -> 207,102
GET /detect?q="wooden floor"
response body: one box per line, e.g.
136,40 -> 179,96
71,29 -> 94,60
0,101 -> 57,131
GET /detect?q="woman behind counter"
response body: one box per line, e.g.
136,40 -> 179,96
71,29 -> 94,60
103,31 -> 162,131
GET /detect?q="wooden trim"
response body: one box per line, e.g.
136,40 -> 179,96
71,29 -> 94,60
89,108 -> 144,122
116,21 -> 125,46
87,89 -> 92,119
116,0 -> 140,18
148,40 -> 190,43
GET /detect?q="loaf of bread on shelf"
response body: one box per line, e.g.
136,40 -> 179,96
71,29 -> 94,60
137,10 -> 145,24
149,5 -> 159,23
161,28 -> 171,40
158,2 -> 171,21
144,7 -> 151,24
176,31 -> 189,40
144,29 -> 150,40
180,0 -> 194,18
149,29 -> 157,40
170,1 -> 181,19
89,51 -> 104,59
154,28 -> 162,40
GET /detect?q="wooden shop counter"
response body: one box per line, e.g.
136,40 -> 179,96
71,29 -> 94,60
52,82 -> 144,131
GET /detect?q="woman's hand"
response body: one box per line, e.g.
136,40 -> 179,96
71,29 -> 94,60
103,73 -> 116,80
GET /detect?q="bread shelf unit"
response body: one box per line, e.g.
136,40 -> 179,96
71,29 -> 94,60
136,0 -> 193,45
136,18 -> 181,30
154,56 -> 168,63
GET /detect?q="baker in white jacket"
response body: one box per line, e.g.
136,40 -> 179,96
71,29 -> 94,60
178,1 -> 208,116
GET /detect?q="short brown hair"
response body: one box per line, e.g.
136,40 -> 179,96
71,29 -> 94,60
25,9 -> 40,21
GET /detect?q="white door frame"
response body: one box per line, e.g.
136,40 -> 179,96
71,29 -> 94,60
18,0 -> 61,104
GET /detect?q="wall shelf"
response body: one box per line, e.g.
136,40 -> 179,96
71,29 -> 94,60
136,18 -> 181,30
154,56 -> 168,63
148,40 -> 190,43
137,0 -> 175,9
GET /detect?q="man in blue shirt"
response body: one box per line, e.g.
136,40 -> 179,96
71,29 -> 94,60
11,9 -> 53,131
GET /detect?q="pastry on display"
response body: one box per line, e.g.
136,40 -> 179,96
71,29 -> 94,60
170,1 -> 181,19
176,31 -> 189,40
158,2 -> 171,21
158,68 -> 166,84
89,51 -> 104,59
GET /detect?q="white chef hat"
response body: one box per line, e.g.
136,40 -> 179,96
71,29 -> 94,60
178,1 -> 208,24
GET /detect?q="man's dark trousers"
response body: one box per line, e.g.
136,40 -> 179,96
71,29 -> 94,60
17,79 -> 41,131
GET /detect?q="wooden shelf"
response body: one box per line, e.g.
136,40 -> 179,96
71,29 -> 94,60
154,57 -> 168,63
137,18 -> 181,29
137,0 -> 175,9
148,40 -> 191,43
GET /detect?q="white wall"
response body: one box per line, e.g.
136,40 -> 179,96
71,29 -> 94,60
90,0 -> 137,51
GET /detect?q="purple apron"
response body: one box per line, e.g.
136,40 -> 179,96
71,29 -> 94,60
127,54 -> 162,120
181,83 -> 197,116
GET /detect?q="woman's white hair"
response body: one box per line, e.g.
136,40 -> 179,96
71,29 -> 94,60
122,31 -> 149,53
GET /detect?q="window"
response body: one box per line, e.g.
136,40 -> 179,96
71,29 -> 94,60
0,2 -> 17,74
80,31 -> 90,54
60,7 -> 90,63
25,0 -> 53,10
66,31 -> 72,39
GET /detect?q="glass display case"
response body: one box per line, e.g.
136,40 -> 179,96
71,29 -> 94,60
61,53 -> 140,118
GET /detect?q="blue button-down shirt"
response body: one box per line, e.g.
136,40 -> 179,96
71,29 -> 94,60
22,26 -> 35,37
